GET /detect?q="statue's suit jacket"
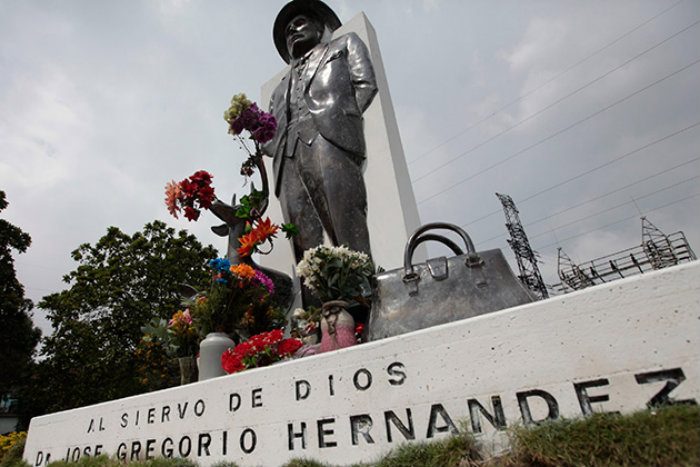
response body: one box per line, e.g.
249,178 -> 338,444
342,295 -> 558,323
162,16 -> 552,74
264,32 -> 378,196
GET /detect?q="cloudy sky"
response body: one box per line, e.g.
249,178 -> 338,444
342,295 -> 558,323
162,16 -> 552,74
2,0 -> 699,337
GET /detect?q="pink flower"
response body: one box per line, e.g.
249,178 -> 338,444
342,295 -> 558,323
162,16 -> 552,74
164,181 -> 182,218
253,270 -> 275,294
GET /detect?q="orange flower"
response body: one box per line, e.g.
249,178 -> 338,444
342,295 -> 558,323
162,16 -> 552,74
230,263 -> 256,280
253,217 -> 279,241
236,231 -> 259,257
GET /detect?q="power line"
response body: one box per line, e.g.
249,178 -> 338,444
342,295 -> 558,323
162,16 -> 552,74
460,123 -> 700,228
407,0 -> 685,165
417,56 -> 700,206
527,174 -> 699,240
411,17 -> 700,183
518,157 -> 700,226
533,192 -> 700,250
475,160 -> 700,246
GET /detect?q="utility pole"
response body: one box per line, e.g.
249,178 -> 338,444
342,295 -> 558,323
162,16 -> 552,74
496,193 -> 549,299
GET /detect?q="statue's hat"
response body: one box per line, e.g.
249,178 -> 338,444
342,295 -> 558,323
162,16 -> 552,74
273,0 -> 342,63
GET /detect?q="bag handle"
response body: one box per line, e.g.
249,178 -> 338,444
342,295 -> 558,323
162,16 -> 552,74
403,222 -> 482,280
407,233 -> 464,259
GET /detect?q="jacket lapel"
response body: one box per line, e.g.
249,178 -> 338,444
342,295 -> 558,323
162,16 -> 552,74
303,42 -> 330,89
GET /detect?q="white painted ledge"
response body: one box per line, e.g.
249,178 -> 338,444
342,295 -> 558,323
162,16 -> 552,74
24,261 -> 700,466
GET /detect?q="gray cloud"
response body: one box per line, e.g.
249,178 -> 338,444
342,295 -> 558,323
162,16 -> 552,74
1,0 -> 698,336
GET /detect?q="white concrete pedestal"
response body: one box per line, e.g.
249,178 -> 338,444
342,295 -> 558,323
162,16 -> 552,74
24,261 -> 700,466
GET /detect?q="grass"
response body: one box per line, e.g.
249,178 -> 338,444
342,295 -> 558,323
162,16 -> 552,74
503,404 -> 700,467
6,405 -> 699,467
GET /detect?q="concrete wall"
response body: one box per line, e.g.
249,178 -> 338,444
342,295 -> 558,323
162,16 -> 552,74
24,261 -> 700,466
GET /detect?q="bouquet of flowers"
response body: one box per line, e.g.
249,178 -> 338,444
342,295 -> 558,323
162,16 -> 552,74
189,258 -> 285,337
164,93 -> 296,257
165,170 -> 216,221
223,93 -> 297,257
221,329 -> 303,374
296,245 -> 375,303
141,308 -> 199,358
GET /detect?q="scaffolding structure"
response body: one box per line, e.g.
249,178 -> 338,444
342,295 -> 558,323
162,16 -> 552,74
496,193 -> 549,299
556,217 -> 696,292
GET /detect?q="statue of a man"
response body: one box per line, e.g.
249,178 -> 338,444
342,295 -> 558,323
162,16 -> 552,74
263,0 -> 378,264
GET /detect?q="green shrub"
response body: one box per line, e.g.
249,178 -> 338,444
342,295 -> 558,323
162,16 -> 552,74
47,456 -> 197,467
281,460 -> 329,467
372,432 -> 480,467
506,404 -> 700,467
0,434 -> 29,467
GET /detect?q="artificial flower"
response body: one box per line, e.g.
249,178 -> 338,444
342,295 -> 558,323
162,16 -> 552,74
164,170 -> 215,222
236,231 -> 259,257
230,263 -> 256,281
184,206 -> 200,221
221,328 -> 293,375
221,350 -> 244,374
277,338 -> 303,357
164,180 -> 181,218
253,217 -> 279,241
253,270 -> 275,294
209,257 -> 232,273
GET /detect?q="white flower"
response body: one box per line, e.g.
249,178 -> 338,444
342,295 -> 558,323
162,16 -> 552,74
293,308 -> 305,318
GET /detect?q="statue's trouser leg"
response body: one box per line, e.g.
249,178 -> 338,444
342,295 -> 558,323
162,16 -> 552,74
298,135 -> 372,258
279,150 -> 325,264
279,145 -> 325,308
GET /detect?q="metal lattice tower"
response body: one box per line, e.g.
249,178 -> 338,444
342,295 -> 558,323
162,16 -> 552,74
642,216 -> 690,268
496,193 -> 549,299
555,216 -> 696,292
557,248 -> 594,291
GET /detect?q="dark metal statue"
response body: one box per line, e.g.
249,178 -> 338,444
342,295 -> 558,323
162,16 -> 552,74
263,0 -> 378,264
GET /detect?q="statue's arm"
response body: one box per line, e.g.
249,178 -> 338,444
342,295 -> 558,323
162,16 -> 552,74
345,32 -> 378,113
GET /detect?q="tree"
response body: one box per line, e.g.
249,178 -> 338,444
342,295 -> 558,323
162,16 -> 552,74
0,191 -> 41,401
30,221 -> 216,415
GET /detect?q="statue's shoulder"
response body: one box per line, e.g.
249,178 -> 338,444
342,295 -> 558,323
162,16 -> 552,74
329,31 -> 363,48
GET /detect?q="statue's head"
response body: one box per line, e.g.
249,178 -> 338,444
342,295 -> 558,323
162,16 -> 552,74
285,13 -> 323,60
273,0 -> 341,64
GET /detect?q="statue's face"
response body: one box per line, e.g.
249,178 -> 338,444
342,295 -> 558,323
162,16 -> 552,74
285,14 -> 322,59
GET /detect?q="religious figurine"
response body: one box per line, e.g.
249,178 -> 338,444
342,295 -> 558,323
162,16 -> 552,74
263,0 -> 378,267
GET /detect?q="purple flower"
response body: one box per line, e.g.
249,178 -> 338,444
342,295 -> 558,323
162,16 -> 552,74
252,112 -> 277,144
230,104 -> 277,143
232,104 -> 260,134
254,270 -> 275,295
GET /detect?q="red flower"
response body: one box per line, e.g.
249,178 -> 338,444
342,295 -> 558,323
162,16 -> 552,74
278,338 -> 303,357
184,206 -> 200,221
221,349 -> 244,374
355,323 -> 365,336
165,170 -> 215,222
190,170 -> 213,184
235,340 -> 256,358
197,185 -> 215,209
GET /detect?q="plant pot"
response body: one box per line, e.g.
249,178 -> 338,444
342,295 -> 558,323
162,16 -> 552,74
320,300 -> 357,353
177,356 -> 197,385
198,332 -> 235,381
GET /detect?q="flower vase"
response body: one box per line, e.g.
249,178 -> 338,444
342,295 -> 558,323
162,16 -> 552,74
177,356 -> 197,385
320,300 -> 357,353
198,332 -> 235,381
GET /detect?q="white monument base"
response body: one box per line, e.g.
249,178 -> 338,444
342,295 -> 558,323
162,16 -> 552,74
24,261 -> 700,466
